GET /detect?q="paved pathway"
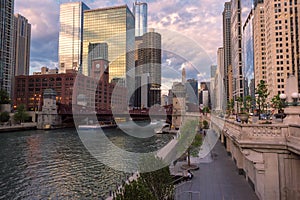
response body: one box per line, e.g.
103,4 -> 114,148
174,134 -> 258,200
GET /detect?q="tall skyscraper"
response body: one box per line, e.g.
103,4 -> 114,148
135,29 -> 161,107
58,2 -> 89,73
0,0 -> 14,97
83,5 -> 135,105
231,0 -> 244,99
133,1 -> 148,37
186,79 -> 198,105
217,47 -> 226,111
253,3 -> 267,88
263,0 -> 300,98
223,2 -> 232,103
13,14 -> 31,76
242,3 -> 255,99
83,5 -> 135,80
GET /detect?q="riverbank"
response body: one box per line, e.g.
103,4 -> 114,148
0,122 -> 37,133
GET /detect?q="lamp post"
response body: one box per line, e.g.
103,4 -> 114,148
279,75 -> 300,124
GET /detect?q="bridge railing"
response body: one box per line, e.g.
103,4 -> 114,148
211,116 -> 300,154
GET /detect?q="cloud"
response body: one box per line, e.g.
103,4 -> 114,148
15,0 -> 226,83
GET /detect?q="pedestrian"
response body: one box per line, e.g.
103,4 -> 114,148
187,170 -> 193,180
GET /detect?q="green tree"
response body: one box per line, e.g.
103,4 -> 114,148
271,94 -> 284,113
227,99 -> 234,115
114,166 -> 174,200
202,120 -> 209,129
179,120 -> 202,167
236,96 -> 243,113
0,90 -> 10,104
255,80 -> 270,119
244,95 -> 253,113
115,180 -> 155,200
13,104 -> 29,123
0,111 -> 10,123
202,106 -> 210,115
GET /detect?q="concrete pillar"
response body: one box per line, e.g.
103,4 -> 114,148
263,153 -> 280,200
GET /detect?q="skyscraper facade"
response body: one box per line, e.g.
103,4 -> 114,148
217,47 -> 226,111
58,2 -> 89,73
231,0 -> 244,99
0,0 -> 14,96
242,8 -> 255,99
253,3 -> 267,88
223,2 -> 232,103
263,0 -> 300,98
135,29 -> 161,107
186,79 -> 198,105
13,14 -> 31,76
133,1 -> 148,37
82,5 -> 135,84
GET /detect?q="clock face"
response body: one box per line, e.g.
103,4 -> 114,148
96,64 -> 100,69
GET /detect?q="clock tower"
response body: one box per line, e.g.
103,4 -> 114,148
91,58 -> 109,82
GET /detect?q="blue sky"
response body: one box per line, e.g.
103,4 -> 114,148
15,0 -> 227,92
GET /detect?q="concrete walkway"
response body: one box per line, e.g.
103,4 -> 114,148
174,137 -> 258,200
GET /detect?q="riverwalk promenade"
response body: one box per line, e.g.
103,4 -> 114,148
174,130 -> 258,200
0,122 -> 37,133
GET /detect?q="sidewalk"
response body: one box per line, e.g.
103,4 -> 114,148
174,133 -> 258,200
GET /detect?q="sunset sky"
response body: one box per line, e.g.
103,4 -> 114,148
15,0 -> 227,92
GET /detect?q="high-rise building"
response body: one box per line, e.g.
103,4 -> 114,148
231,0 -> 244,99
186,79 -> 198,105
0,0 -> 14,97
223,2 -> 232,103
58,2 -> 89,73
13,14 -> 31,76
82,5 -> 135,89
263,0 -> 300,98
253,3 -> 267,88
133,1 -> 148,37
135,29 -> 161,107
217,47 -> 226,111
242,5 -> 255,99
217,47 -> 225,80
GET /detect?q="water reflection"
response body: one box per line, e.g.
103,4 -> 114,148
0,128 -> 171,199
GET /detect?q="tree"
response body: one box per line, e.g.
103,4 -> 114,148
115,180 -> 155,200
202,120 -> 209,129
114,165 -> 174,200
236,96 -> 243,113
226,99 -> 234,115
202,106 -> 210,115
0,111 -> 10,123
255,80 -> 270,119
271,94 -> 284,113
244,95 -> 253,113
179,120 -> 202,168
0,90 -> 10,104
13,104 -> 29,123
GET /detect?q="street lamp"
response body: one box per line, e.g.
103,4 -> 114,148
279,75 -> 300,124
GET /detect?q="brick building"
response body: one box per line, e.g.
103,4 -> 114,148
14,65 -> 127,114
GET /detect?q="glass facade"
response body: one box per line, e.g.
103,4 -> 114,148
82,5 -> 135,84
242,14 -> 255,99
0,0 -> 14,97
58,2 -> 89,73
133,1 -> 148,37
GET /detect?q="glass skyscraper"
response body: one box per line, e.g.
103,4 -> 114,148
0,0 -> 14,97
133,1 -> 148,37
58,2 -> 89,73
82,5 -> 135,82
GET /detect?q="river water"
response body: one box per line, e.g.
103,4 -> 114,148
0,125 -> 172,199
